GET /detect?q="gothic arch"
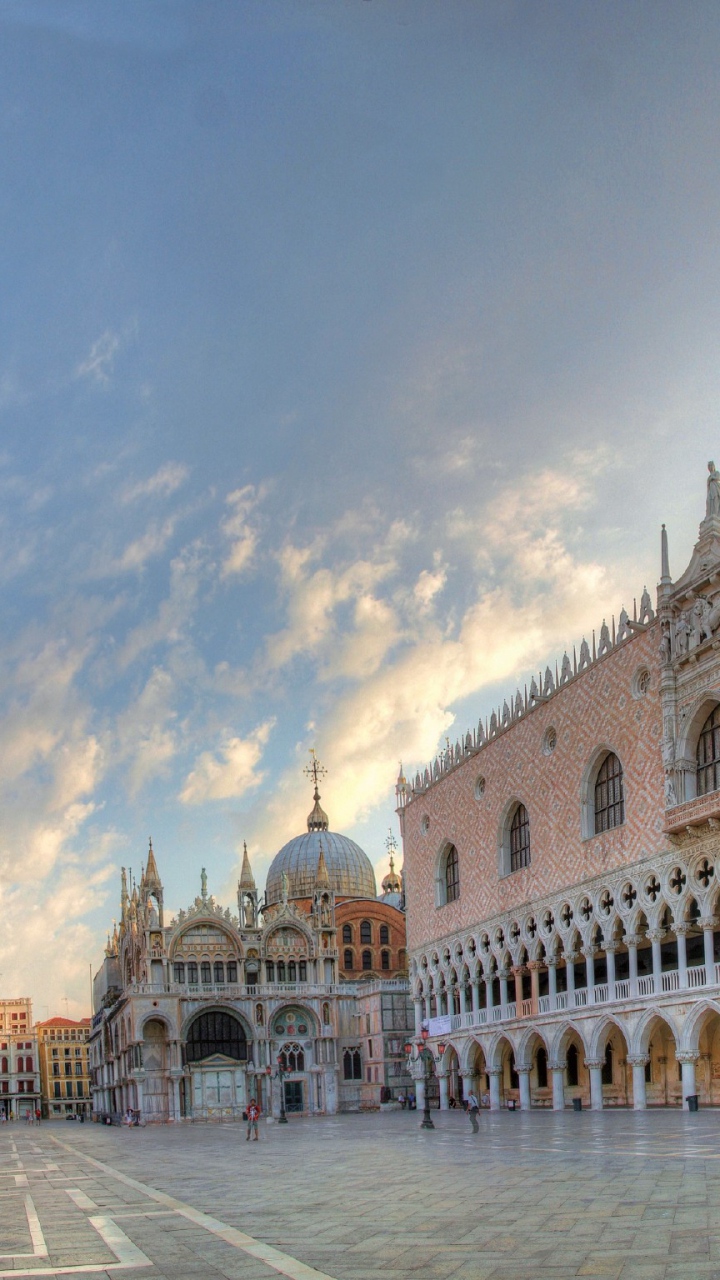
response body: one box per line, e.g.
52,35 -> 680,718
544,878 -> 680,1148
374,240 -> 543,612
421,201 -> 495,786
675,693 -> 720,800
588,1014 -> 630,1061
550,1021 -> 590,1062
632,1010 -> 680,1057
681,998 -> 720,1053
137,1010 -> 177,1038
580,745 -> 626,839
497,797 -> 529,878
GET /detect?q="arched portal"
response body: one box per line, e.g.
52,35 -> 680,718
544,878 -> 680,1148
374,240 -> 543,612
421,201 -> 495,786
593,1020 -> 631,1107
184,1010 -> 249,1121
641,1014 -> 680,1107
692,1007 -> 720,1105
142,1018 -> 170,1121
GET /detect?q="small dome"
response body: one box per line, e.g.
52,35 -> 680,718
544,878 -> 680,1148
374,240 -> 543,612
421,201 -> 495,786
266,831 -> 377,904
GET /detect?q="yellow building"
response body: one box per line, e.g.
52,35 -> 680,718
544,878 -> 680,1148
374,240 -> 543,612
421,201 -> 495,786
36,1018 -> 91,1119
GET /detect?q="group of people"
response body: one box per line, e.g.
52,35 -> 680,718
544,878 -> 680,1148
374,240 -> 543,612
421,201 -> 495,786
396,1093 -> 417,1109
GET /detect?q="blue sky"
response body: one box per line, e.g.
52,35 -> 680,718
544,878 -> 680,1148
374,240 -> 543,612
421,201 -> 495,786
2,0 -> 720,1015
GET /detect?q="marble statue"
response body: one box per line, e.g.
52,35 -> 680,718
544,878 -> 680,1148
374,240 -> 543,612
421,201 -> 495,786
201,867 -> 208,899
674,611 -> 690,655
664,776 -> 677,807
707,461 -> 720,518
281,870 -> 289,904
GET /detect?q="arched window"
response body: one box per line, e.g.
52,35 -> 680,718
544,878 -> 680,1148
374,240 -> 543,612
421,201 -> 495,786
185,1012 -> 247,1063
187,961 -> 198,985
344,949 -> 354,970
445,845 -> 460,901
200,961 -> 211,984
362,949 -> 372,970
381,950 -> 390,971
594,753 -> 625,832
360,921 -> 372,944
510,805 -> 530,872
213,961 -> 224,984
343,1048 -> 362,1080
379,924 -> 389,945
567,1044 -> 579,1087
278,1043 -> 305,1072
173,962 -> 185,984
697,706 -> 720,796
227,960 -> 237,983
342,924 -> 352,944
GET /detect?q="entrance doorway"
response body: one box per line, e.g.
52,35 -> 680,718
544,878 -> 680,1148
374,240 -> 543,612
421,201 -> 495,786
284,1081 -> 304,1113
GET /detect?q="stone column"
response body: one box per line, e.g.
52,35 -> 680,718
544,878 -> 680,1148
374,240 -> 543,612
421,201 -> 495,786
460,1070 -> 475,1105
170,1076 -> 181,1120
485,974 -> 494,1013
627,935 -> 639,998
414,999 -> 423,1037
471,979 -> 480,1019
423,994 -> 431,1021
586,1059 -> 604,1110
627,1055 -> 649,1110
459,984 -> 468,1016
702,919 -> 715,981
488,1067 -> 502,1111
583,948 -> 597,1004
676,924 -> 688,989
438,1071 -> 449,1110
565,952 -> 576,1003
528,961 -> 541,1015
550,1060 -> 566,1110
415,1076 -> 426,1112
499,970 -> 509,1012
517,1065 -> 531,1111
605,945 -> 617,1001
677,1052 -> 700,1109
650,929 -> 664,995
547,958 -> 557,1010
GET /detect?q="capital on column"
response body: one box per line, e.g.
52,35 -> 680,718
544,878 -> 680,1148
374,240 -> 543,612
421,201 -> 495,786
626,1054 -> 650,1068
584,1058 -> 604,1071
676,1050 -> 700,1064
548,1059 -> 567,1072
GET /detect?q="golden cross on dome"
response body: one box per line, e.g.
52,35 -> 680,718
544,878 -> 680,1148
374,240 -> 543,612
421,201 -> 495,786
304,748 -> 327,790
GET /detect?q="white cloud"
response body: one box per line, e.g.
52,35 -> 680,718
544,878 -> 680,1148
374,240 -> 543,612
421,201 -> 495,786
179,719 -> 274,805
114,518 -> 177,574
221,484 -> 264,578
121,462 -> 189,505
115,667 -> 178,797
119,544 -> 204,668
76,330 -> 120,384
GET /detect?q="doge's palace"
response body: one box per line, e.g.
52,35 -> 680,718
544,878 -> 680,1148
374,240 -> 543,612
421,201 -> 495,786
399,466 -> 720,1112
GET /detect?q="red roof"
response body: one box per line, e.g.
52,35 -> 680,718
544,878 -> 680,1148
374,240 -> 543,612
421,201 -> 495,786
35,1017 -> 90,1028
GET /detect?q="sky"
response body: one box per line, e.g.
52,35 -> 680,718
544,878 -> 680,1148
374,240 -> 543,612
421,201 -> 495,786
1,0 -> 720,1017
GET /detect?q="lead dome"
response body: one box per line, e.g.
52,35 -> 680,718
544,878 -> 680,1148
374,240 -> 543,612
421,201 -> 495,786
265,782 -> 377,904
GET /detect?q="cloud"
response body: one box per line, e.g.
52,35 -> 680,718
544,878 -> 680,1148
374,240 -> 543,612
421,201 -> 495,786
76,330 -> 120,384
179,719 -> 275,805
119,543 -> 205,668
121,462 -> 189,505
221,484 -> 264,578
115,667 -> 178,797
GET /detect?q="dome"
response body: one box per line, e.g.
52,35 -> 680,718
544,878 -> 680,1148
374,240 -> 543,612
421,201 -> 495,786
266,830 -> 377,904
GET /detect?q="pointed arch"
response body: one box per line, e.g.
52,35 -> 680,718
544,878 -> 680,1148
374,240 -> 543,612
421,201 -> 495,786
632,1009 -> 679,1057
681,999 -> 720,1053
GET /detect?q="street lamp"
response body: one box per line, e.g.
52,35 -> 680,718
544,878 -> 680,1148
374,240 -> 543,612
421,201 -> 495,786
266,1058 -> 289,1124
412,1028 -> 436,1130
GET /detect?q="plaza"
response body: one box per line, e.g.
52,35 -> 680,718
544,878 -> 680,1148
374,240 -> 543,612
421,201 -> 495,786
0,1111 -> 717,1280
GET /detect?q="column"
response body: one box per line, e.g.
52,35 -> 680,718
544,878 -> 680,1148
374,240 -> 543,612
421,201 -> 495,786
438,1072 -> 449,1110
459,983 -> 468,1017
627,1055 -> 648,1110
423,994 -> 431,1021
676,925 -> 688,989
414,999 -> 423,1037
650,930 -> 664,995
586,1059 -> 604,1110
488,1067 -> 502,1111
605,946 -> 616,1001
471,979 -> 480,1020
460,1070 -> 475,1106
550,1060 -> 566,1110
499,971 -> 509,1012
702,920 -> 715,981
566,952 -> 576,1004
485,974 -> 494,1013
170,1077 -> 181,1121
627,936 -> 639,998
517,1065 -> 531,1111
584,948 -> 596,1004
677,1052 -> 700,1109
416,1077 -> 426,1112
547,959 -> 557,1010
528,962 -> 541,1015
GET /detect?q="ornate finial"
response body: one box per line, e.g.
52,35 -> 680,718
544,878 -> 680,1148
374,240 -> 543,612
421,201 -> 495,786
305,750 -> 329,831
201,867 -> 208,900
385,829 -> 398,865
708,461 -> 720,520
239,842 -> 256,890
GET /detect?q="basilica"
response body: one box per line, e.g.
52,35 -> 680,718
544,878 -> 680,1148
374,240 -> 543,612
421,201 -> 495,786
90,768 -> 412,1121
400,466 -> 720,1112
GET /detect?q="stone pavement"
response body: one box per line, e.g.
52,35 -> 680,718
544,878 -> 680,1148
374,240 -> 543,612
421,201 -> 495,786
0,1109 -> 717,1279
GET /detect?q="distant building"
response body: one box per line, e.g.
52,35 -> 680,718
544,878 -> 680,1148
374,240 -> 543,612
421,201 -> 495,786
91,763 -> 412,1122
36,1018 -> 91,1119
0,999 -> 39,1119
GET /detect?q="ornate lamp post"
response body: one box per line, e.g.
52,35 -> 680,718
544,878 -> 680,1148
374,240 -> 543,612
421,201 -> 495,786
266,1058 -> 289,1124
405,1028 -> 438,1130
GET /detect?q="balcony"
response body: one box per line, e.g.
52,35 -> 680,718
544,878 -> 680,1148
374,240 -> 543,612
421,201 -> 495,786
441,960 -> 720,1035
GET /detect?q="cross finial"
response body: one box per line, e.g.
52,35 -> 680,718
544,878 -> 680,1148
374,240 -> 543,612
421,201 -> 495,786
303,748 -> 327,791
385,829 -> 398,864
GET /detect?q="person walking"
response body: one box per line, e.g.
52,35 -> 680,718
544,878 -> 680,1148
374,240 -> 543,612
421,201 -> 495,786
466,1089 -> 480,1133
246,1097 -> 261,1141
